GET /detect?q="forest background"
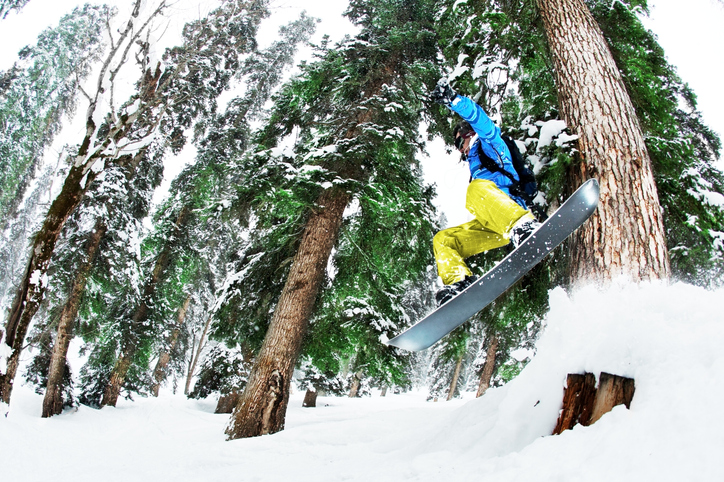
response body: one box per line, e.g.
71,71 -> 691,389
0,0 -> 723,451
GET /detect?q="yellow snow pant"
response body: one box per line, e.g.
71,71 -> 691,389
434,179 -> 534,285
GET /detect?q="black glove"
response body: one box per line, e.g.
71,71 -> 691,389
430,79 -> 457,106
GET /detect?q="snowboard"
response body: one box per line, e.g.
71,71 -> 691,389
387,178 -> 600,352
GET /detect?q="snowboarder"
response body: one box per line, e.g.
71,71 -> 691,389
430,78 -> 540,306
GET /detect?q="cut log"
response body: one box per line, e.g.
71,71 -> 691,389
553,372 -> 635,435
589,372 -> 636,424
552,373 -> 597,434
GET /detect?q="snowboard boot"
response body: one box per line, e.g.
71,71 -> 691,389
435,275 -> 478,307
510,217 -> 541,249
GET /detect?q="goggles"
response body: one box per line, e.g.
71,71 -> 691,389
454,131 -> 474,150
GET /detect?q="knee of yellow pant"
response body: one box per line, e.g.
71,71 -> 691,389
433,230 -> 451,250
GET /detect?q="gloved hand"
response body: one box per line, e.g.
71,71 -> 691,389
430,78 -> 457,106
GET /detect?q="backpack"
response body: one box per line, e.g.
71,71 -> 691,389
476,135 -> 538,204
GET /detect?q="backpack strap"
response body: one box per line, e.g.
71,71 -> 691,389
472,141 -> 520,187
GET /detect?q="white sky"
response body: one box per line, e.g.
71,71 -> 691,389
0,0 -> 722,226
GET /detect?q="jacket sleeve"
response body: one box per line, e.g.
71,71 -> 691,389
449,95 -> 499,142
449,95 -> 520,186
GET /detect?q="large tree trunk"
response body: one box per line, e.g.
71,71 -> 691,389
101,206 -> 190,407
225,187 -> 349,439
446,353 -> 464,401
150,295 -> 192,397
536,0 -> 670,284
476,333 -> 499,398
42,221 -> 107,417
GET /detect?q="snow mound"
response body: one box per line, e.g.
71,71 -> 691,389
429,282 -> 724,480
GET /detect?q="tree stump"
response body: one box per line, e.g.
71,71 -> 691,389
553,372 -> 635,435
302,389 -> 318,408
215,391 -> 241,414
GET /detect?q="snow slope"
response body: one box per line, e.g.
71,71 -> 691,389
2,282 -> 723,481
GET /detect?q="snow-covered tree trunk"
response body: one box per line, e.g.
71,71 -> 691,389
536,0 -> 670,283
225,188 -> 349,438
476,333 -> 499,398
41,220 -> 107,417
185,313 -> 212,396
349,371 -> 363,398
151,295 -> 191,397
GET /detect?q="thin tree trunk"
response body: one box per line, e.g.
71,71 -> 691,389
101,206 -> 190,407
185,312 -> 213,395
446,354 -> 464,401
476,333 -> 499,398
536,0 -> 670,284
225,187 -> 350,439
151,295 -> 192,397
185,335 -> 196,395
42,221 -> 107,417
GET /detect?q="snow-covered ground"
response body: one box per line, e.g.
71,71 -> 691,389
3,282 -> 722,481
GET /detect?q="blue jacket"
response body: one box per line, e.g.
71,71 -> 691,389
449,95 -> 525,207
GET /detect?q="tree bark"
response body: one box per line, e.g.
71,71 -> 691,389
536,0 -> 670,284
150,294 -> 192,397
589,372 -> 635,424
446,354 -> 464,401
553,372 -> 634,434
552,372 -> 597,434
476,333 -> 499,398
42,220 -> 107,417
225,187 -> 349,439
215,391 -> 241,414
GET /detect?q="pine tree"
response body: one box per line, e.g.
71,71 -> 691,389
0,5 -> 111,309
95,13 -> 316,406
0,0 -> 29,19
45,144 -> 163,411
0,4 -> 109,227
224,0 -> 440,438
0,0 -> 272,408
0,0 -> 171,407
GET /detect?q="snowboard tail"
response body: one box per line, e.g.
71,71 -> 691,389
387,179 -> 600,352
